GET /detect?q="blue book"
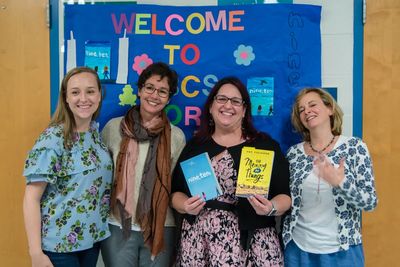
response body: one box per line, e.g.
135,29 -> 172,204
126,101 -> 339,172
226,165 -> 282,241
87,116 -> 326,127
180,152 -> 222,201
247,77 -> 274,116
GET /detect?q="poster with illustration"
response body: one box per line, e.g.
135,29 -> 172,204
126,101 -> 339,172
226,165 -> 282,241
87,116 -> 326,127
63,3 -> 321,151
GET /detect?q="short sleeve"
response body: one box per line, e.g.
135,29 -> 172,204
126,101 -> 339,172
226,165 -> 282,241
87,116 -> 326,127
23,126 -> 64,184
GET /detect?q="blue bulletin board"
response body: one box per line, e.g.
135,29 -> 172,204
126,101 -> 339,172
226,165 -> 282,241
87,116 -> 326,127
51,2 -> 322,152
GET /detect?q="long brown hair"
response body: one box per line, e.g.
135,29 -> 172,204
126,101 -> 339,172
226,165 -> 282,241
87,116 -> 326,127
50,67 -> 102,149
291,87 -> 343,142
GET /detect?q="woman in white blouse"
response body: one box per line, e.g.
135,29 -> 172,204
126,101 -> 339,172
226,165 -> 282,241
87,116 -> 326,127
282,88 -> 377,267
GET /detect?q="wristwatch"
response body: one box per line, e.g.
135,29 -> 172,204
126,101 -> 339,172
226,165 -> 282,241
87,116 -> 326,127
266,201 -> 277,216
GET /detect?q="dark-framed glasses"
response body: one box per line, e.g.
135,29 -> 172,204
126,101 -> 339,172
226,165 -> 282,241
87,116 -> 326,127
214,95 -> 244,107
142,84 -> 170,98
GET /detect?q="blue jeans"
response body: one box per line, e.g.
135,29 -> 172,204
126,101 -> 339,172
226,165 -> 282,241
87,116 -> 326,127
101,224 -> 176,267
44,242 -> 100,267
284,240 -> 364,267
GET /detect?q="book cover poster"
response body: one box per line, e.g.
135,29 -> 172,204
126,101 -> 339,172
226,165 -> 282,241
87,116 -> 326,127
180,152 -> 222,201
84,42 -> 112,81
236,147 -> 275,197
247,77 -> 274,116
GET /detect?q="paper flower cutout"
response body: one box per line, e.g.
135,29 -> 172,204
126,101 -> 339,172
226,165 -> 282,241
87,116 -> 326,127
132,54 -> 153,75
233,45 -> 255,66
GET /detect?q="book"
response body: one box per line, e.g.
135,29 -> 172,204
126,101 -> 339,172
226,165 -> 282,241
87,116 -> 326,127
180,152 -> 222,201
236,147 -> 275,197
247,77 -> 274,116
84,41 -> 112,81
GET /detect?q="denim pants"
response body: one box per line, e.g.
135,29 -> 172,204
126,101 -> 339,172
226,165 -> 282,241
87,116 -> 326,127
101,224 -> 176,267
44,242 -> 100,267
284,240 -> 365,267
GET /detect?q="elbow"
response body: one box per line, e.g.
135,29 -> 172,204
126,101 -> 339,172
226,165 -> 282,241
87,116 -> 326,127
364,196 -> 378,212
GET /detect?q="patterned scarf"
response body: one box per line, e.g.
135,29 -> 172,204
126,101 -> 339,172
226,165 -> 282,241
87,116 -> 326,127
110,106 -> 172,257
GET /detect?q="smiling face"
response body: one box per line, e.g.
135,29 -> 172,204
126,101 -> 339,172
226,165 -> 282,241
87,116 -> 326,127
298,91 -> 333,131
138,74 -> 170,119
209,83 -> 245,133
65,72 -> 101,130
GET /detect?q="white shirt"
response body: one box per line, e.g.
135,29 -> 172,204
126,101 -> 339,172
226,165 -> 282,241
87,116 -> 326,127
292,140 -> 342,253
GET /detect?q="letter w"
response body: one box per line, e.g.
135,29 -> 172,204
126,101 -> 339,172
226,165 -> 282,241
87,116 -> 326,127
111,13 -> 135,34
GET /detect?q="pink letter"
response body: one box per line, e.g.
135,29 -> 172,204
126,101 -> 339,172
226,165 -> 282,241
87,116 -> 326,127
165,14 -> 184,36
185,106 -> 202,126
205,10 -> 227,31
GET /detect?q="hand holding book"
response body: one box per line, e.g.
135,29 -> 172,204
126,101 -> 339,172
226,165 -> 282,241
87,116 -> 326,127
182,195 -> 206,215
236,147 -> 275,198
180,152 -> 222,201
248,194 -> 275,216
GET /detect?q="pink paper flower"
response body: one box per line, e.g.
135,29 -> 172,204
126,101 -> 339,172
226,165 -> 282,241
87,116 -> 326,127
132,54 -> 153,75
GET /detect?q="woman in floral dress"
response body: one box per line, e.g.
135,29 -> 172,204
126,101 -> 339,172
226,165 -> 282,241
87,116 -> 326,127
171,77 -> 291,266
282,88 -> 378,266
23,67 -> 113,267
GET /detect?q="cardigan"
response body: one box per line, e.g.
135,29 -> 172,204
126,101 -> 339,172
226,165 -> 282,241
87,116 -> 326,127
101,116 -> 186,228
172,135 -> 290,231
282,135 -> 378,251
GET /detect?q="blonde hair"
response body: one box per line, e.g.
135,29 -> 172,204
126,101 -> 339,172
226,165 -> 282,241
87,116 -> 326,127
291,87 -> 343,142
50,67 -> 102,149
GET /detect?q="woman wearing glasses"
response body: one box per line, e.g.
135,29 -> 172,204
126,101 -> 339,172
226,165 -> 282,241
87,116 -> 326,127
100,62 -> 186,267
171,76 -> 291,266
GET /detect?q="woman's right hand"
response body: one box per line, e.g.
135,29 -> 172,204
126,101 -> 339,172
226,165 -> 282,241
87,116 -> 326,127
183,195 -> 206,215
30,251 -> 53,267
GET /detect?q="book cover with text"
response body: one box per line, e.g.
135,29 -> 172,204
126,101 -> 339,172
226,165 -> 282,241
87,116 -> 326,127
247,77 -> 274,116
236,147 -> 275,197
180,152 -> 222,201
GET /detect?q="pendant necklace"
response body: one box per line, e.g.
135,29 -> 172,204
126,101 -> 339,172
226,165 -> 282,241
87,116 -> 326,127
309,135 -> 335,154
309,135 -> 335,203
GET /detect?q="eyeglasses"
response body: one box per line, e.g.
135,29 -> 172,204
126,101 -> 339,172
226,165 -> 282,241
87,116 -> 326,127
214,95 -> 244,107
142,84 -> 170,98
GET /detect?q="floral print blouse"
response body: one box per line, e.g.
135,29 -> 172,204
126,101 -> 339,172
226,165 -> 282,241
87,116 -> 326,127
23,122 -> 113,252
282,136 -> 377,251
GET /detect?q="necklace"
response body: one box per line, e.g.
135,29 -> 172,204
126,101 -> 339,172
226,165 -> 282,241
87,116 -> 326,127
310,135 -> 335,204
309,135 -> 335,154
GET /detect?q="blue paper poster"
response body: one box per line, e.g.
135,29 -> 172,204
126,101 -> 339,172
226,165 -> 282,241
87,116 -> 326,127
63,3 -> 321,151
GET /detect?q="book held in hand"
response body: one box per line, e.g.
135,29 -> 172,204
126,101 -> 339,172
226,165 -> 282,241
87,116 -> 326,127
180,152 -> 222,201
236,147 -> 275,197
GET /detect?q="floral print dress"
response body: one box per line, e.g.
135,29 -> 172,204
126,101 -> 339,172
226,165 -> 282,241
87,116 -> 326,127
23,122 -> 113,252
176,147 -> 284,267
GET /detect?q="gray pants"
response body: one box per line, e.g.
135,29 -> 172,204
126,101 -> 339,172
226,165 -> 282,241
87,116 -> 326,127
101,224 -> 176,267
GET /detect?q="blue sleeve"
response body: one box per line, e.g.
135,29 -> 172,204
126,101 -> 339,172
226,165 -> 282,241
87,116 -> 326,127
23,126 -> 64,184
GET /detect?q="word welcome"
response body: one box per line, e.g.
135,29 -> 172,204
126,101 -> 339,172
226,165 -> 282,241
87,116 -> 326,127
111,10 -> 245,36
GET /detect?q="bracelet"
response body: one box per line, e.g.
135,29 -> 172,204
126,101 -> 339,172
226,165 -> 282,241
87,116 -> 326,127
266,201 -> 277,216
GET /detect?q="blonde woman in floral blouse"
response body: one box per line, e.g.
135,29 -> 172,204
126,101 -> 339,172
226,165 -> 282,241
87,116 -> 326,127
23,67 -> 113,267
282,88 -> 377,267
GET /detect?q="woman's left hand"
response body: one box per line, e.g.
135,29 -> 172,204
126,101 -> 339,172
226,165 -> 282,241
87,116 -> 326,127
248,194 -> 273,216
314,154 -> 345,187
